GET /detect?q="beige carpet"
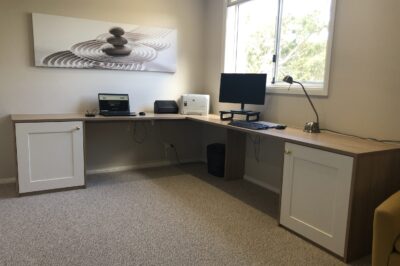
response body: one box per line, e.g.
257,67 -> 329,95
0,164 -> 370,266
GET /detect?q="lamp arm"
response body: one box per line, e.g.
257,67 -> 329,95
293,81 -> 319,124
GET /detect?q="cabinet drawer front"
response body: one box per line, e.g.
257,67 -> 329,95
16,122 -> 84,193
280,143 -> 353,256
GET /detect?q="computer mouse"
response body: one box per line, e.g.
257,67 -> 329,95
275,124 -> 287,130
139,112 -> 146,116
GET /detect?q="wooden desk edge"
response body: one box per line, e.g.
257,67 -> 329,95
10,113 -> 187,123
186,116 -> 400,157
10,113 -> 400,156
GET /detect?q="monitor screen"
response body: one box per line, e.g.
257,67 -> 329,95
219,73 -> 267,105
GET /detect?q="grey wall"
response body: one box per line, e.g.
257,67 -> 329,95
0,0 -> 206,179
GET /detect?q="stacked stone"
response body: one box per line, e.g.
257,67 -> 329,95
102,27 -> 132,56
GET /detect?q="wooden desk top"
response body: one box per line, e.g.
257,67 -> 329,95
187,115 -> 399,156
11,113 -> 399,156
11,113 -> 187,122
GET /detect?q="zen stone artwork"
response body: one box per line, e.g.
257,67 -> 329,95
32,13 -> 177,73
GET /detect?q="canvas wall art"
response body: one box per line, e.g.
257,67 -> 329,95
32,13 -> 177,73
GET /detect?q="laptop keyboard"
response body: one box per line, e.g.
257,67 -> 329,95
100,111 -> 132,116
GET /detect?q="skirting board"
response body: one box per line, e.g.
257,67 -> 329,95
0,177 -> 17,185
244,174 -> 280,194
86,158 -> 203,175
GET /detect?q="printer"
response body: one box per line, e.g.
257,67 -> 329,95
180,94 -> 210,116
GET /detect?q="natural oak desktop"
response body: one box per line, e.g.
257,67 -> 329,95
11,113 -> 400,262
11,113 -> 398,155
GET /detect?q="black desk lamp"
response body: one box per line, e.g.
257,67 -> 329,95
283,75 -> 320,133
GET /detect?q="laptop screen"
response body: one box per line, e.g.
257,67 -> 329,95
98,94 -> 130,113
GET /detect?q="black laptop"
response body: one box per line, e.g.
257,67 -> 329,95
98,93 -> 135,116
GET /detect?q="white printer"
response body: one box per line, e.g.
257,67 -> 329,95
180,94 -> 210,115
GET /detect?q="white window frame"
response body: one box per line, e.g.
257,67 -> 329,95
222,0 -> 337,96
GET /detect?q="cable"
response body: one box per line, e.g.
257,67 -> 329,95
171,144 -> 181,165
132,121 -> 148,144
248,135 -> 261,162
321,129 -> 400,144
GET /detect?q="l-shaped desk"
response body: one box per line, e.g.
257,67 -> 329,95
11,113 -> 400,262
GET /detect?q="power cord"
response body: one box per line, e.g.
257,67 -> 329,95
132,121 -> 148,144
321,129 -> 400,144
248,135 -> 261,162
171,144 -> 181,165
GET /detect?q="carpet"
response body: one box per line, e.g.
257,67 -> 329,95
0,164 -> 369,266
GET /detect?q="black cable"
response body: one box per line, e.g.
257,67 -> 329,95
171,144 -> 181,165
132,121 -> 148,144
321,129 -> 400,144
248,135 -> 261,162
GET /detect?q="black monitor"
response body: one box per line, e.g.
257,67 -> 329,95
219,73 -> 267,111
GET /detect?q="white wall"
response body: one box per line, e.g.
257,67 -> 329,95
204,0 -> 400,191
0,0 -> 206,179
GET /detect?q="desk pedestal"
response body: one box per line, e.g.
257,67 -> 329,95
225,129 -> 246,180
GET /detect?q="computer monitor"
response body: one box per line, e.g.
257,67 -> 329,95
219,73 -> 267,111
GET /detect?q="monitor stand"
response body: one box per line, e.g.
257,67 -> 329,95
220,103 -> 260,122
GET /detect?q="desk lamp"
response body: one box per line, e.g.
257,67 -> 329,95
283,75 -> 320,133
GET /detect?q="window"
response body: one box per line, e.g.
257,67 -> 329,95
224,0 -> 336,95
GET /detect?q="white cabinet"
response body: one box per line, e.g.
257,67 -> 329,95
280,142 -> 353,256
15,122 -> 85,194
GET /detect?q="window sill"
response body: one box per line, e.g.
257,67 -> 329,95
266,84 -> 328,97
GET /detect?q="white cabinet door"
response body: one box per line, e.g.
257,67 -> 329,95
280,143 -> 353,256
16,122 -> 84,193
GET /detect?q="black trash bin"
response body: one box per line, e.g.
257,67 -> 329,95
207,143 -> 225,177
